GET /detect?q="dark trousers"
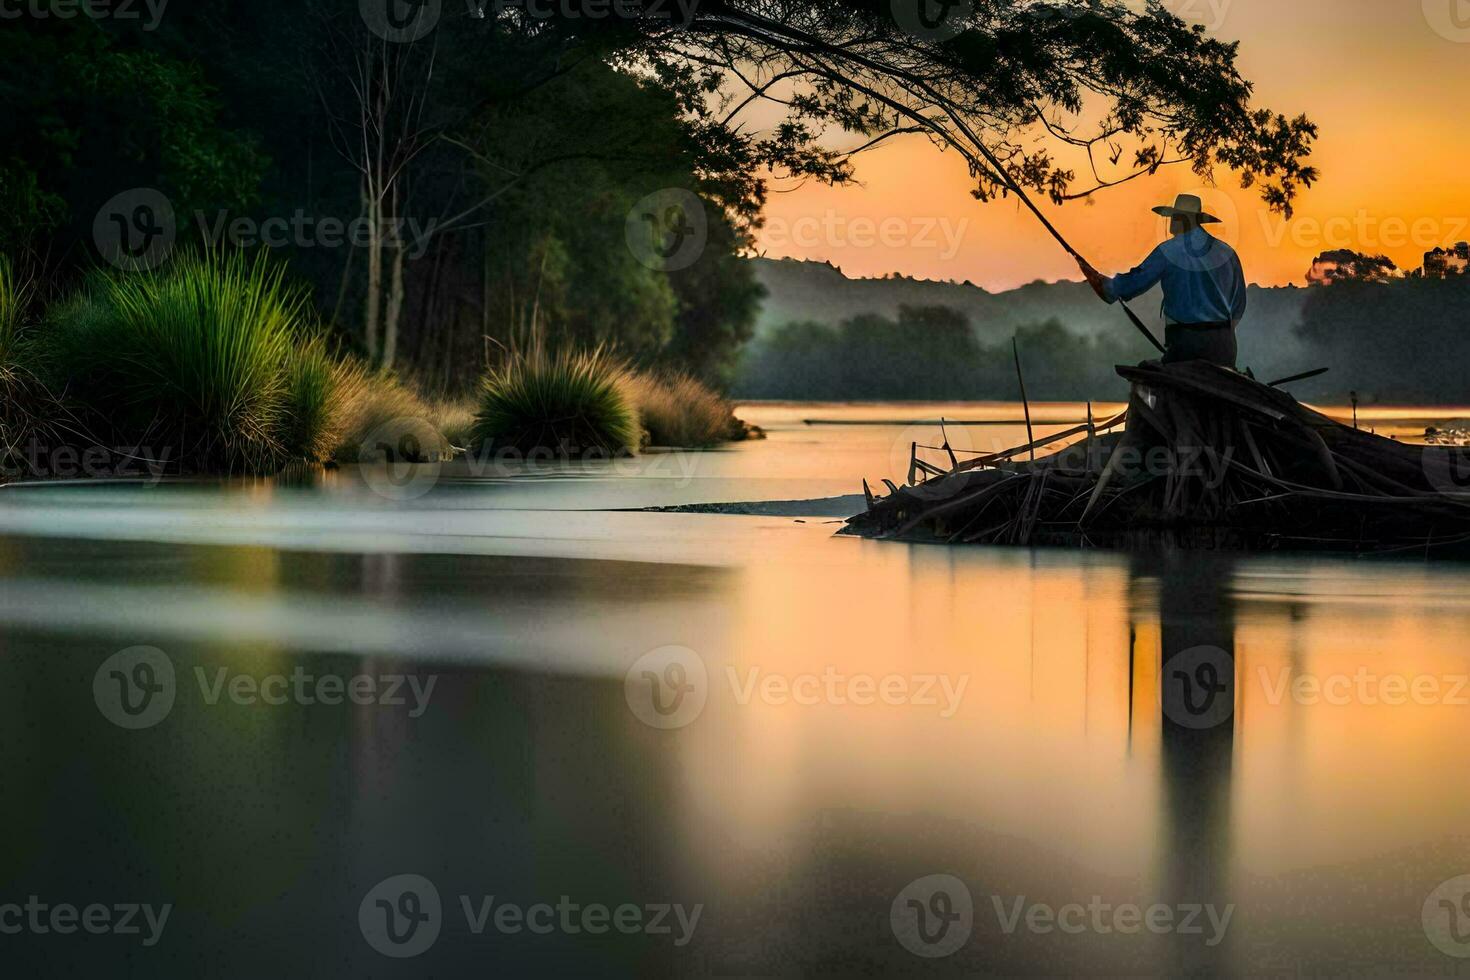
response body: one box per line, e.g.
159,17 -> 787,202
1162,322 -> 1237,369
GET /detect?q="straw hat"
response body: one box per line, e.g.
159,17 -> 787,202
1152,193 -> 1221,224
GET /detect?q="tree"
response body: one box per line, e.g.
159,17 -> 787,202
598,1 -> 1317,217
1306,249 -> 1398,285
0,19 -> 264,263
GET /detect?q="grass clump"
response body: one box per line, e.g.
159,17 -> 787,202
618,369 -> 740,448
0,255 -> 73,477
39,251 -> 302,471
472,346 -> 641,457
0,253 -> 28,364
328,357 -> 450,464
10,250 -> 459,478
282,335 -> 342,462
429,397 -> 477,450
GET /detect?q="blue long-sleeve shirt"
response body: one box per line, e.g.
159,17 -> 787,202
1103,227 -> 1247,325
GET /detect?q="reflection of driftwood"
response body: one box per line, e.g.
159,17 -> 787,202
843,362 -> 1470,556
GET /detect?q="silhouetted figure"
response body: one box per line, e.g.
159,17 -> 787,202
1078,194 -> 1247,368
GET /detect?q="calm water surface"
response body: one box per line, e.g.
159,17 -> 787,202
2,402 -> 1469,976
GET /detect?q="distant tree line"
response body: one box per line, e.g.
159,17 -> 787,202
1294,276 -> 1470,403
734,306 -> 1156,401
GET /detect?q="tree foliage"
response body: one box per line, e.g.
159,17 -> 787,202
594,0 -> 1317,215
0,20 -> 264,258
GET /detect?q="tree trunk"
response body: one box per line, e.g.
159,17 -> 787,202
383,219 -> 406,370
363,188 -> 382,364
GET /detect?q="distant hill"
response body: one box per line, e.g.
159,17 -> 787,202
747,257 -> 1325,392
752,257 -> 1307,345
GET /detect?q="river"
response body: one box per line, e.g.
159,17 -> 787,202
2,401 -> 1469,976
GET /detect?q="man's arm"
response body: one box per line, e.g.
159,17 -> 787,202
1103,245 -> 1169,304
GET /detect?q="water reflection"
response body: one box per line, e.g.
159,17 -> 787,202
1136,554 -> 1238,973
2,513 -> 1470,973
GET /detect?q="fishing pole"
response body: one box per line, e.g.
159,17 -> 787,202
1267,367 -> 1330,388
968,145 -> 1168,355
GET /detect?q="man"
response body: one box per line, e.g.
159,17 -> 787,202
1076,194 -> 1246,369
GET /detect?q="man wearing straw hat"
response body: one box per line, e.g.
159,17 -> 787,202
1075,193 -> 1247,369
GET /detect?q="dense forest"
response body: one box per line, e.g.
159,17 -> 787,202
1,3 -> 767,391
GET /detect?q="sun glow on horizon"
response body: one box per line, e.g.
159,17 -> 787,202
755,0 -> 1470,291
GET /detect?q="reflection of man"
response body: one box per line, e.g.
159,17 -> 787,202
1076,194 -> 1246,369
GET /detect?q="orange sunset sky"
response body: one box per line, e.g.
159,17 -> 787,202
754,0 -> 1470,290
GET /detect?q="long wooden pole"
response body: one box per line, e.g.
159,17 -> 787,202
1013,336 -> 1036,461
969,145 -> 1167,355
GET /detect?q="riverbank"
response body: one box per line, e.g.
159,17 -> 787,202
1,254 -> 757,483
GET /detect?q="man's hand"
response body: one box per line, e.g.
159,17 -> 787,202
1075,255 -> 1108,301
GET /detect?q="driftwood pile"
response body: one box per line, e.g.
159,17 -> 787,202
843,361 -> 1470,556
